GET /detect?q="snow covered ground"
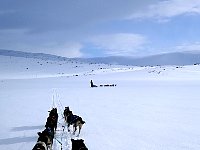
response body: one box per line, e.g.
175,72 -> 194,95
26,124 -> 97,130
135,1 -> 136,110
0,55 -> 200,150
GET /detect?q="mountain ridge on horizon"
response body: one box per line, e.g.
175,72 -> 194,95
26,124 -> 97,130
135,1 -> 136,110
0,49 -> 200,66
0,49 -> 68,61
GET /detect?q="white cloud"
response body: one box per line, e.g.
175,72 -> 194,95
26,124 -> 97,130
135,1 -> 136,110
0,0 -> 158,32
129,0 -> 200,20
0,37 -> 84,58
0,0 -> 158,57
62,43 -> 84,58
152,42 -> 200,55
40,42 -> 84,58
89,33 -> 147,56
175,42 -> 200,52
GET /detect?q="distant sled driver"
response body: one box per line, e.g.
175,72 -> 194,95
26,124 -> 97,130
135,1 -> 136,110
90,80 -> 97,87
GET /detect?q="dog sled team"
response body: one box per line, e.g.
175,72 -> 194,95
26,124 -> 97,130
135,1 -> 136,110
32,107 -> 88,150
90,80 -> 116,88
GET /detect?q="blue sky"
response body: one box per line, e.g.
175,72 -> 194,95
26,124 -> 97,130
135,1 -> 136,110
0,0 -> 200,58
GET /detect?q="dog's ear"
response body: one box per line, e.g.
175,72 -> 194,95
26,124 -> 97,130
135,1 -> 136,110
37,132 -> 42,136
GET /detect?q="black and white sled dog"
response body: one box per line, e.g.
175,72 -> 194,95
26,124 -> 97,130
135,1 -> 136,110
33,108 -> 58,150
63,107 -> 85,136
32,127 -> 54,150
71,139 -> 88,150
32,141 -> 47,150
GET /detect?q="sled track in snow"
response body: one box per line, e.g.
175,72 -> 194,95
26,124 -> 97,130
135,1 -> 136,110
52,119 -> 71,150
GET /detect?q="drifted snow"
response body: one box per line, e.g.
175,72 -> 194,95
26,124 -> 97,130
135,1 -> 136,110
0,55 -> 200,150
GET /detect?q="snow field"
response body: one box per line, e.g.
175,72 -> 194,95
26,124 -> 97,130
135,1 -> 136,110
1,55 -> 200,149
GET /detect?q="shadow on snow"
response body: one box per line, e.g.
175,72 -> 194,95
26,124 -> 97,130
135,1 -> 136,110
10,125 -> 44,132
0,136 -> 37,145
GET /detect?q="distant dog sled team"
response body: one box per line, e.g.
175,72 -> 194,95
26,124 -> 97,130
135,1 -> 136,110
32,107 -> 88,150
90,80 -> 116,88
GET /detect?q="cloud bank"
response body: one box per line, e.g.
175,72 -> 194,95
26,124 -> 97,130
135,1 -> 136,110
129,0 -> 200,21
1,0 -> 200,57
88,33 -> 147,56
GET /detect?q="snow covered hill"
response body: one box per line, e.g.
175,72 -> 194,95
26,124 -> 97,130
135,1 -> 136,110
0,49 -> 68,61
83,52 -> 200,66
0,51 -> 123,79
1,49 -> 200,66
0,51 -> 200,150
